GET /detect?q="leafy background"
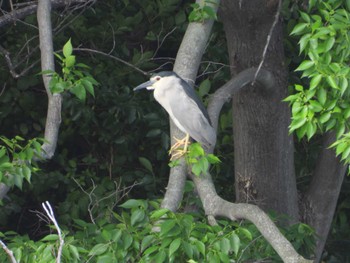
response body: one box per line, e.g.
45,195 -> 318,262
0,0 -> 349,262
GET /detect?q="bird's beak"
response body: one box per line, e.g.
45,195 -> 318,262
133,80 -> 155,91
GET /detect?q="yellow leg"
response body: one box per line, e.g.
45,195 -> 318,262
169,133 -> 191,160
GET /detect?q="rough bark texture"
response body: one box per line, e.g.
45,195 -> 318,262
302,132 -> 346,263
220,0 -> 299,221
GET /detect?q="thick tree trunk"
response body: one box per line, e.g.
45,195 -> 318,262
302,132 -> 347,262
220,0 -> 299,221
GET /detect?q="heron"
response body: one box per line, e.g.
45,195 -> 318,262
134,71 -> 216,159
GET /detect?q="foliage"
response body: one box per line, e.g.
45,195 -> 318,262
285,0 -> 350,167
0,199 -> 315,263
189,0 -> 218,22
43,39 -> 99,102
169,143 -> 221,177
0,136 -> 43,192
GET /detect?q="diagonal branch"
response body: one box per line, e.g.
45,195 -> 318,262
0,0 -> 94,28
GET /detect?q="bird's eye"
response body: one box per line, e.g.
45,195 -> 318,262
155,77 -> 161,81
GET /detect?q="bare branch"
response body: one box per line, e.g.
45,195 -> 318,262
42,201 -> 64,263
73,178 -> 141,224
0,239 -> 17,263
37,0 -> 62,159
0,0 -> 94,28
73,47 -> 149,76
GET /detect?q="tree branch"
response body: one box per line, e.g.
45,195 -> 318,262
37,0 -> 61,159
73,47 -> 148,76
0,239 -> 17,263
207,67 -> 275,143
0,0 -> 93,28
303,132 -> 347,262
42,201 -> 64,263
161,0 -> 220,212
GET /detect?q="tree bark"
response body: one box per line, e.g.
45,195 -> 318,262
0,0 -> 63,200
220,0 -> 299,222
302,132 -> 347,263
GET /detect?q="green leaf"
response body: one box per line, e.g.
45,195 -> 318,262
41,234 -> 59,241
70,83 -> 86,101
344,108 -> 350,119
295,60 -> 314,71
325,118 -> 337,131
195,240 -> 205,256
150,208 -> 169,220
143,245 -> 159,256
317,87 -> 327,105
22,166 -> 31,182
50,80 -> 66,94
141,235 -> 154,252
160,219 -> 176,236
123,232 -> 133,250
13,173 -> 23,190
298,33 -> 311,53
168,238 -> 181,257
319,112 -> 331,123
231,233 -> 240,255
203,6 -> 217,20
63,39 -> 73,58
65,55 -> 76,68
290,23 -> 309,35
131,209 -> 145,226
341,146 -> 350,161
82,79 -> 95,97
300,11 -> 310,23
220,238 -> 230,254
119,199 -> 143,209
310,75 -> 322,90
68,245 -> 80,260
89,243 -> 108,256
198,79 -> 211,98
191,162 -> 202,176
326,76 -> 339,90
138,157 -> 153,173
198,157 -> 209,174
96,254 -> 115,263
182,241 -> 193,258
207,154 -> 220,164
336,122 -> 346,139
340,77 -> 348,96
309,100 -> 323,112
289,117 -> 307,132
306,121 -> 317,140
335,142 -> 348,156
239,227 -> 253,240
154,250 -> 166,263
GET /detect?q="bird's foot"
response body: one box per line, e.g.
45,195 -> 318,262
169,134 -> 191,160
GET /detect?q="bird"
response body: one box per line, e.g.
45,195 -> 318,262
134,71 -> 216,159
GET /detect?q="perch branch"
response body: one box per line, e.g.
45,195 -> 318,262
0,239 -> 17,263
42,201 -> 64,263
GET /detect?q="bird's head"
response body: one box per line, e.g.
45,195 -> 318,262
133,71 -> 179,91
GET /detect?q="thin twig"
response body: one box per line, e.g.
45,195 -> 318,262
73,47 -> 149,76
252,0 -> 282,85
0,239 -> 17,263
42,201 -> 64,263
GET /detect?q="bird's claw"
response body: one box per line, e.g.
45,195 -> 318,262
169,135 -> 191,160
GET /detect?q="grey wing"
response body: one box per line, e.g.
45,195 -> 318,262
168,87 -> 216,147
